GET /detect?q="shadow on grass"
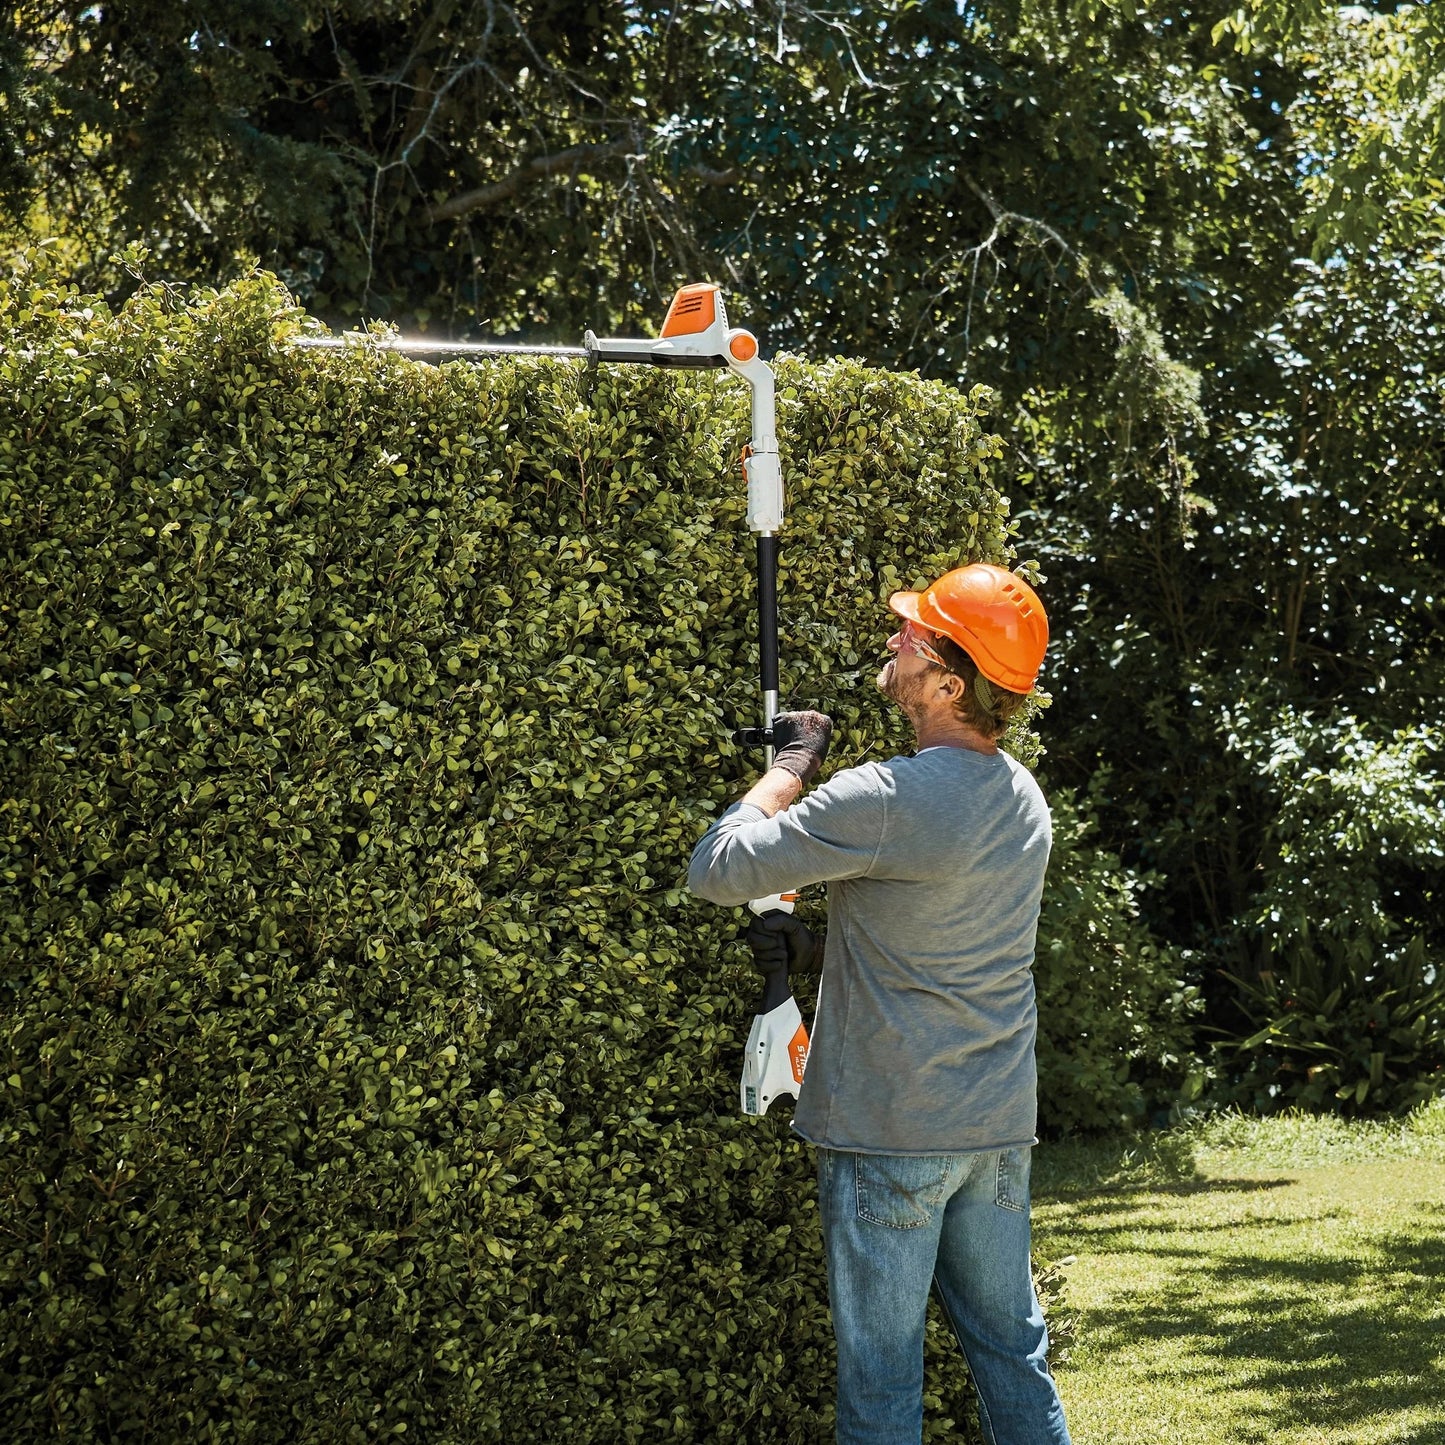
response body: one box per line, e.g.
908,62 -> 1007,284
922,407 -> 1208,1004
1052,1176 -> 1297,1202
1053,1197 -> 1445,1440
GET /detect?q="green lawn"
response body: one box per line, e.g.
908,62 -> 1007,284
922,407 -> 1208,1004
1032,1100 -> 1445,1445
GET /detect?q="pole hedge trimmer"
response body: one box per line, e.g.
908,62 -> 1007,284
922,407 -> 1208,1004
294,284 -> 810,1117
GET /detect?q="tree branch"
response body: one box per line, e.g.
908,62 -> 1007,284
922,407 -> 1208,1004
426,139 -> 635,222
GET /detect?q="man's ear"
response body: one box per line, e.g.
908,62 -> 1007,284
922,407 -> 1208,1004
936,671 -> 964,704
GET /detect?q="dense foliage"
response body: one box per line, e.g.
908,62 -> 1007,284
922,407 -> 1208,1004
11,2 -> 1444,1114
11,1 -> 1428,355
1026,17 -> 1445,1107
1035,788 -> 1203,1131
0,261 -> 1178,1441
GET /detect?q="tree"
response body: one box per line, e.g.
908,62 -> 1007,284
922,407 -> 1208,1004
1016,8 -> 1445,1105
1213,0 -> 1445,257
4,0 -> 1305,359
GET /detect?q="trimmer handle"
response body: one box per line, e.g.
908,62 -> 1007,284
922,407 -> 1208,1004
749,942 -> 796,1014
744,896 -> 811,1015
739,896 -> 812,1117
732,726 -> 775,750
748,891 -> 797,917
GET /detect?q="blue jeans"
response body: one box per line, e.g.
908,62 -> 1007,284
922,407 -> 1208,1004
816,1147 -> 1071,1445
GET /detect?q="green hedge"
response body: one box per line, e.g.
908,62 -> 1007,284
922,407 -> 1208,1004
1,252 -> 1170,1441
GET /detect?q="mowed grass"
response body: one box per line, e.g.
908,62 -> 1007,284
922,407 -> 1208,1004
1031,1099 -> 1445,1445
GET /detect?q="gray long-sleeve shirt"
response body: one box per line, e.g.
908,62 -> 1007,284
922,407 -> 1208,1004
687,747 -> 1051,1154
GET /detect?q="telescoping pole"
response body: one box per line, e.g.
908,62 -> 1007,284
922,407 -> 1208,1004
757,534 -> 780,770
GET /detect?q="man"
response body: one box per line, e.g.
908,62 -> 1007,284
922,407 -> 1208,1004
687,562 -> 1070,1445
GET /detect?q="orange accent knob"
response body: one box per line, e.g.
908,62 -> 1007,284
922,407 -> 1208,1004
729,332 -> 759,363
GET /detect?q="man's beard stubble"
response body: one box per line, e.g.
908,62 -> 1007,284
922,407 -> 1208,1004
877,657 -> 932,722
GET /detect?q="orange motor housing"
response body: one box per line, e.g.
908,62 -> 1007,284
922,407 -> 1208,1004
660,282 -> 721,337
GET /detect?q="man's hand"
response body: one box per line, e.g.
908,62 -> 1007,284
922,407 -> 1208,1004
770,710 -> 834,787
746,910 -> 817,974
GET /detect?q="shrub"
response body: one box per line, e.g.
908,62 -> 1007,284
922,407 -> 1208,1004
1034,785 -> 1204,1134
1215,708 -> 1445,1114
0,250 -> 1110,1441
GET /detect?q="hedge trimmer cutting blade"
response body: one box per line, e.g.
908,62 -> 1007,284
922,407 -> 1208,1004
292,336 -> 591,359
294,283 -> 807,1116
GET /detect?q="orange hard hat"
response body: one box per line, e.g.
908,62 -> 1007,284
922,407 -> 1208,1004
889,563 -> 1048,694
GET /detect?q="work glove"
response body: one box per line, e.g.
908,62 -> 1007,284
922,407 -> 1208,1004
746,910 -> 817,976
770,710 -> 833,787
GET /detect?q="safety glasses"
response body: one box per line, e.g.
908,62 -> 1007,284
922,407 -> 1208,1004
891,619 -> 949,668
